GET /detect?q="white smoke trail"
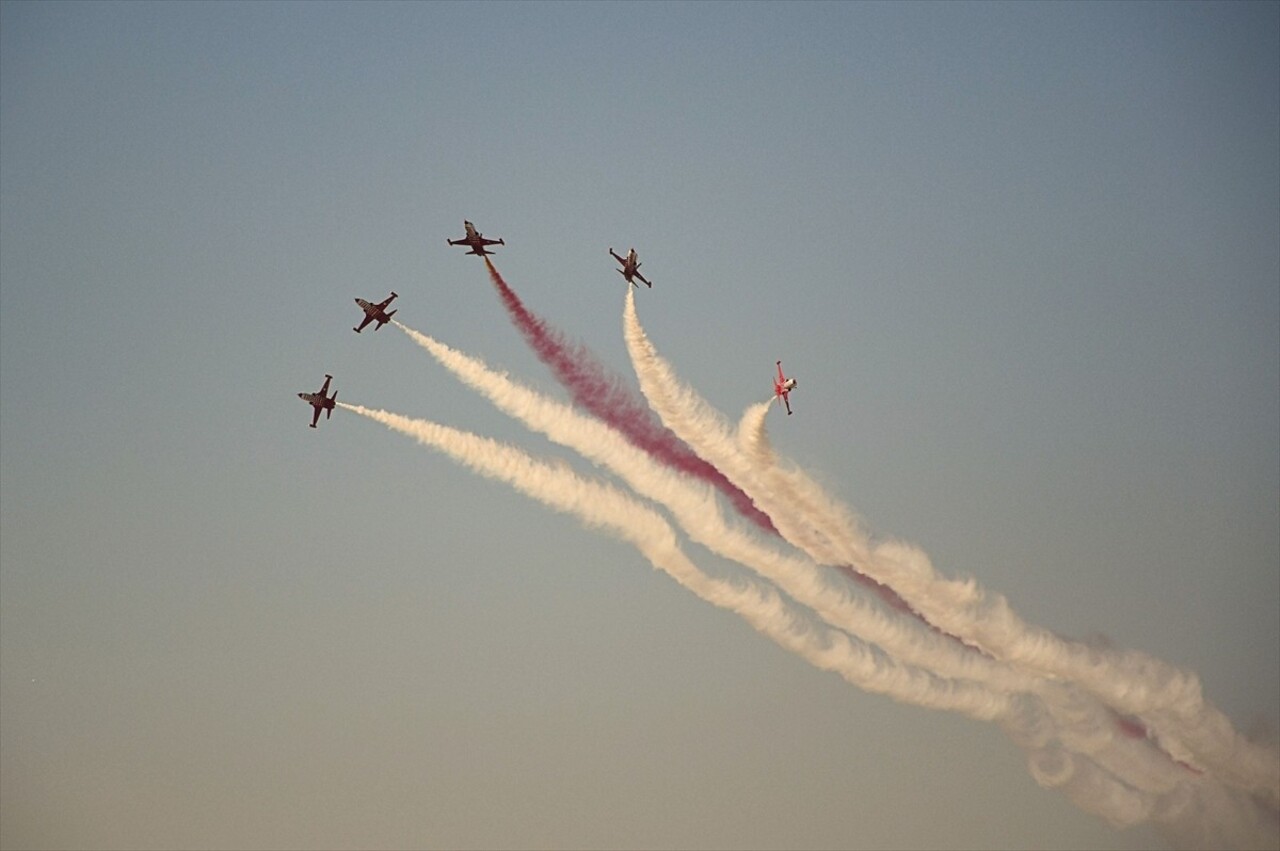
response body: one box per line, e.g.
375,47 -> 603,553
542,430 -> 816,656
392,321 -> 1213,832
392,320 -> 1038,707
620,290 -> 1280,840
336,401 -> 1013,721
344,392 -> 1199,828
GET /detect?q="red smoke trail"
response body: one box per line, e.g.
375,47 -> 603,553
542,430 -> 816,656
485,261 -> 924,620
484,259 -> 778,535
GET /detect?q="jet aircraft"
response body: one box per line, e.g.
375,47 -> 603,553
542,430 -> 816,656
298,374 -> 337,428
447,220 -> 505,256
353,291 -> 398,333
773,361 -> 797,415
609,247 -> 652,288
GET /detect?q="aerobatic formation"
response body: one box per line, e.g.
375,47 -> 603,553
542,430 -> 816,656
296,220 -> 1278,849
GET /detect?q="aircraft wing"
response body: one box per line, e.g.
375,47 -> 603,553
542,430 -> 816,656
354,313 -> 375,333
310,404 -> 323,427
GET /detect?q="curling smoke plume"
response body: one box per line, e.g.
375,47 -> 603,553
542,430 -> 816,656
384,320 -> 1274,844
333,277 -> 1277,846
391,319 -> 1241,796
337,385 -> 1274,847
390,317 -> 1277,835
483,258 -> 776,534
336,401 -> 1013,720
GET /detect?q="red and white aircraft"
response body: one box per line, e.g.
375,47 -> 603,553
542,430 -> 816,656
447,220 -> 505,256
353,291 -> 398,333
298,374 -> 336,428
773,361 -> 797,415
609,247 -> 652,288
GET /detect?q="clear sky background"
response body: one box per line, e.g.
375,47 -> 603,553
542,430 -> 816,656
1,2 -> 1276,849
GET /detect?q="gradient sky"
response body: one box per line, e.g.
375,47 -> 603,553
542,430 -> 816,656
1,2 -> 1277,849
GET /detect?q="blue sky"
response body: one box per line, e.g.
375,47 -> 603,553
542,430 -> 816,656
1,2 -> 1276,849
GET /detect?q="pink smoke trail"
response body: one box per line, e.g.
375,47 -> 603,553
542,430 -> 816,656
483,260 -> 925,631
485,263 -> 1030,668
483,258 -> 778,534
486,260 -> 920,621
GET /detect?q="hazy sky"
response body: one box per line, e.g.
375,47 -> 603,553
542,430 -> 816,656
1,2 -> 1277,849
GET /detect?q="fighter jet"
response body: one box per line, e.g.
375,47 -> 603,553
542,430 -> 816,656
773,361 -> 797,415
447,220 -> 505,256
298,374 -> 336,428
609,247 -> 652,288
353,291 -> 398,333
